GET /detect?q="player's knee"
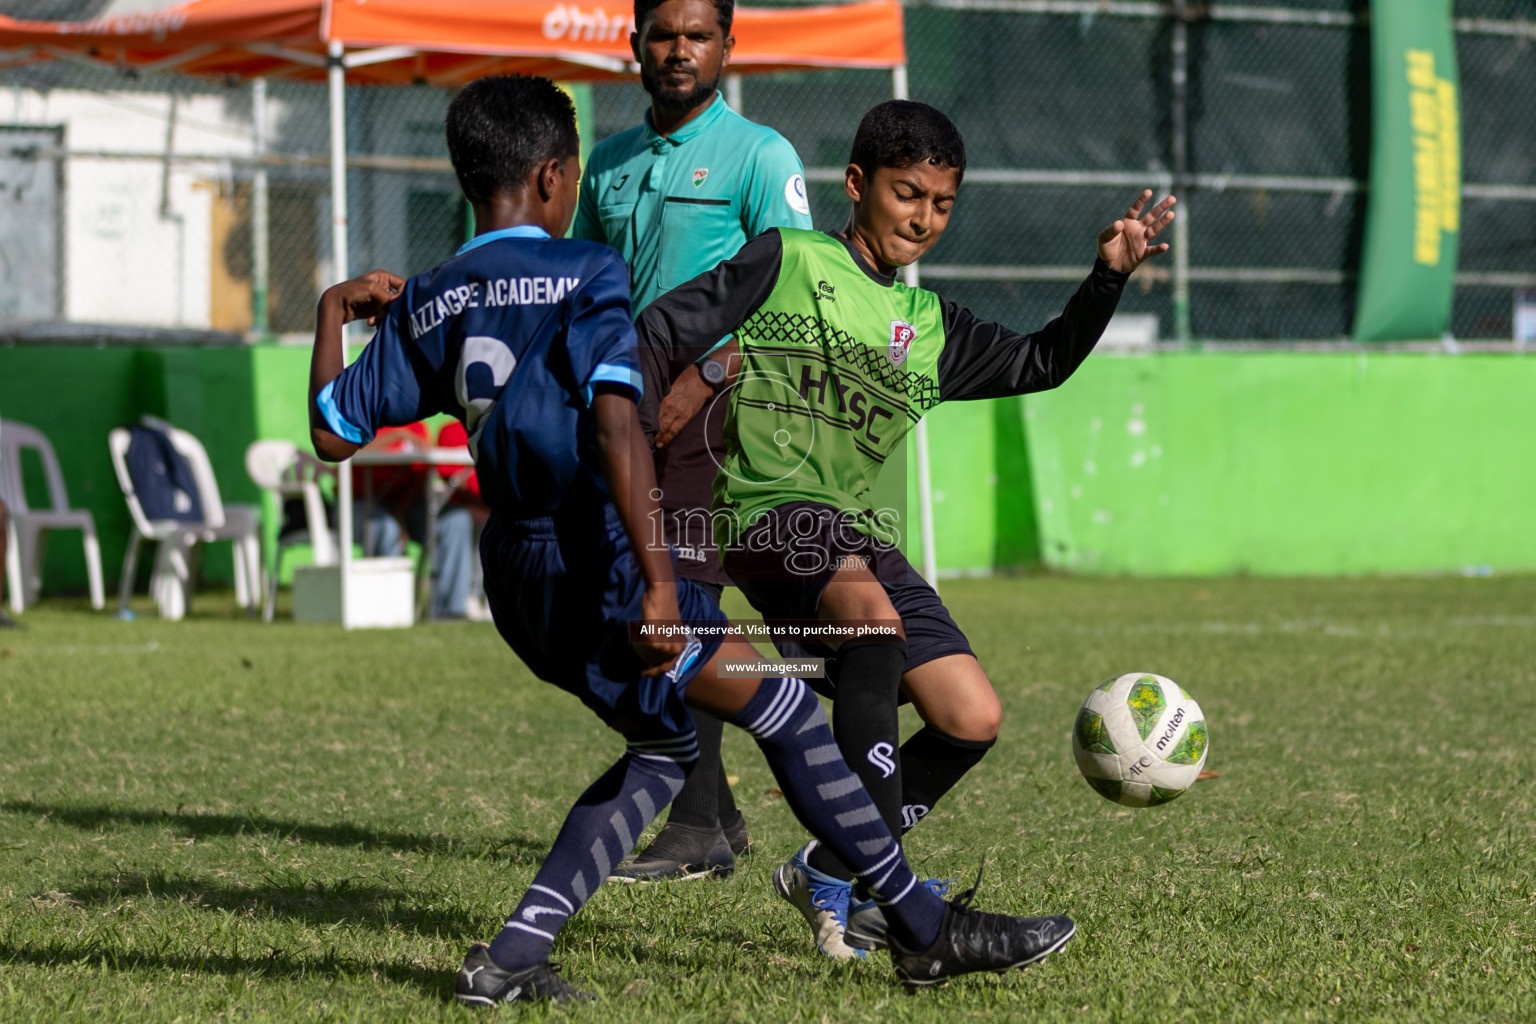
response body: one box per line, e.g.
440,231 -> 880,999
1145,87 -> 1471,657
929,691 -> 1002,743
817,579 -> 903,644
969,698 -> 1004,743
823,590 -> 897,624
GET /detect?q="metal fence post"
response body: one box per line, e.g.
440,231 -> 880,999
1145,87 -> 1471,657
1171,0 -> 1192,344
328,40 -> 354,623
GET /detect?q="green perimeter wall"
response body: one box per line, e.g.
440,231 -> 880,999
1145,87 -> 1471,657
2,347 -> 1533,595
0,346 -> 314,594
884,398 -> 1041,576
1023,352 -> 1536,575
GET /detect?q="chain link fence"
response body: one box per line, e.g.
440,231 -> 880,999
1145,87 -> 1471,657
1,0 -> 1531,342
671,0 -> 1535,343
0,61 -> 468,336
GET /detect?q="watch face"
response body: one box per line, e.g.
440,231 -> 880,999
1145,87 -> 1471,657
702,359 -> 726,385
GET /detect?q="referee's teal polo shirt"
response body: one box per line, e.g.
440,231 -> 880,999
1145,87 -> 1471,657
572,92 -> 814,315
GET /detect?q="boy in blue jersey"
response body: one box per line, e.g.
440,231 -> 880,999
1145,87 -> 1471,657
309,75 -> 1077,1005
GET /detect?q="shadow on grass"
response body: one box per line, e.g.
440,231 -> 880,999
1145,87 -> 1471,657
0,800 -> 548,865
50,871 -> 769,955
58,870 -> 488,940
20,873 -> 784,987
0,940 -> 452,1001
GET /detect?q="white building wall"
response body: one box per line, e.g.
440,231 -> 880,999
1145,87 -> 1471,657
6,84 -> 257,328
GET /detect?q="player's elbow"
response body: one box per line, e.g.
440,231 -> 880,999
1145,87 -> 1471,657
1031,350 -> 1085,394
310,426 -> 357,463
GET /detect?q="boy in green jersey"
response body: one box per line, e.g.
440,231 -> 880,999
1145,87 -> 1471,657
635,100 -> 1175,958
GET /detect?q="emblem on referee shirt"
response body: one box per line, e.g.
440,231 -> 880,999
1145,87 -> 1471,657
889,320 -> 917,367
692,167 -> 709,188
785,173 -> 810,215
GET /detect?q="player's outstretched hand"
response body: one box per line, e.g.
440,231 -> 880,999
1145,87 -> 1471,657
635,584 -> 686,677
1096,190 -> 1176,275
326,269 -> 405,326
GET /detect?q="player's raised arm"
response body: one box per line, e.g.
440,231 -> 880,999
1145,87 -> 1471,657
308,269 -> 405,462
936,189 -> 1175,402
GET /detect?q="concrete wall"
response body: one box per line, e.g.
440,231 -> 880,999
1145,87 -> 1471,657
4,86 -> 255,328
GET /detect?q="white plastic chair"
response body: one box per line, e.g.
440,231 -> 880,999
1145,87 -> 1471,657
0,419 -> 105,613
107,417 -> 263,620
244,438 -> 338,622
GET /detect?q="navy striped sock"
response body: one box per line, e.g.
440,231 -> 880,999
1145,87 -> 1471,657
487,731 -> 698,970
729,678 -> 943,951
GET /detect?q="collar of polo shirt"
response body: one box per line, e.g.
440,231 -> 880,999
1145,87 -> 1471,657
642,91 -> 727,147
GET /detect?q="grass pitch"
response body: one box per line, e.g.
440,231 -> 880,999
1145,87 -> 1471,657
1,576 -> 1533,1023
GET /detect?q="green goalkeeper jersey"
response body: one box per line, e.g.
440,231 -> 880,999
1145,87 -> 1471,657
636,227 -> 1130,542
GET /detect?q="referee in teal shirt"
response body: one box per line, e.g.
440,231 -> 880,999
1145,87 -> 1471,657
578,0 -> 812,883
572,13 -> 811,314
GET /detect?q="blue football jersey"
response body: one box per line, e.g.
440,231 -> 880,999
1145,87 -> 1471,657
318,226 -> 642,520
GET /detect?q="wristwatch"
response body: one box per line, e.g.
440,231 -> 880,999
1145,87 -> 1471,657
700,357 -> 729,389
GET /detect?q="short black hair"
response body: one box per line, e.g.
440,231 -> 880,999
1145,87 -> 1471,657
634,0 -> 734,36
446,75 -> 579,204
849,100 -> 967,185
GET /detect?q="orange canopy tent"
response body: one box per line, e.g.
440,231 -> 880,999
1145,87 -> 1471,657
0,0 -> 934,622
0,0 -> 905,83
0,0 -> 908,281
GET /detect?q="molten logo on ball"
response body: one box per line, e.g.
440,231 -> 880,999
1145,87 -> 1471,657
1071,672 -> 1209,808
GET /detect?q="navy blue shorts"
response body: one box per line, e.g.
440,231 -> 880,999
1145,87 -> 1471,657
722,501 -> 973,695
479,503 -> 726,738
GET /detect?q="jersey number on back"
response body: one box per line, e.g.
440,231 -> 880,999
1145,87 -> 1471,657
456,336 -> 517,460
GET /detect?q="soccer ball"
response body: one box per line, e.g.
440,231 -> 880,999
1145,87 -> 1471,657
1072,672 -> 1209,807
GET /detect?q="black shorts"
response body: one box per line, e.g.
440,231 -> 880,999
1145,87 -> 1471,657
722,501 -> 973,693
690,580 -> 725,604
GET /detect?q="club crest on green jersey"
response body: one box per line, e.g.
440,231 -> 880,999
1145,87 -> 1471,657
889,320 -> 918,367
692,167 -> 709,188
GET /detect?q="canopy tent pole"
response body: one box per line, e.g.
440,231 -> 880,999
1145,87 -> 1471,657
328,39 -> 355,625
251,76 -> 270,337
892,63 -> 939,588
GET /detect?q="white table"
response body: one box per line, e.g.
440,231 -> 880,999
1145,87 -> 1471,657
350,445 -> 475,622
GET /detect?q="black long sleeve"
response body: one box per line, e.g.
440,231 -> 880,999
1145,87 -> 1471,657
935,258 -> 1130,401
635,229 -> 784,440
632,231 -> 780,420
